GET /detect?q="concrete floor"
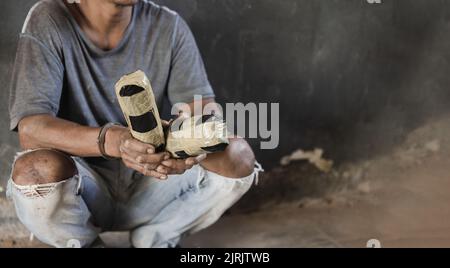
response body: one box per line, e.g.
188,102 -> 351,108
184,155 -> 450,248
2,116 -> 450,248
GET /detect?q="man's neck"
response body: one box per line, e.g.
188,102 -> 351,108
67,1 -> 133,50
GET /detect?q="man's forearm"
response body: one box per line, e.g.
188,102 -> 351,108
18,114 -> 102,157
18,115 -> 256,178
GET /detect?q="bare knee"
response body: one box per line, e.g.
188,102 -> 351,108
12,149 -> 77,186
202,138 -> 256,178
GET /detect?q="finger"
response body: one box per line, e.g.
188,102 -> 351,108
156,165 -> 169,174
142,162 -> 159,171
161,159 -> 175,168
136,152 -> 170,165
121,143 -> 167,164
165,167 -> 186,175
122,157 -> 158,176
160,160 -> 186,175
162,159 -> 186,170
138,162 -> 166,179
144,169 -> 168,180
123,157 -> 167,180
122,153 -> 142,166
185,154 -> 207,166
120,143 -> 143,159
122,138 -> 155,154
123,159 -> 145,174
172,159 -> 193,172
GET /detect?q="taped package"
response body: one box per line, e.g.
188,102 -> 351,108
115,70 -> 229,158
115,70 -> 165,150
166,114 -> 229,158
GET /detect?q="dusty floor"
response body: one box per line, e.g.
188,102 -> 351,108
2,116 -> 450,248
184,155 -> 450,248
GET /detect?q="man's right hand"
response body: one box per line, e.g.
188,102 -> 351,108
104,125 -> 170,179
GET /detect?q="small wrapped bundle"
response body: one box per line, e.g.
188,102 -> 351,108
166,114 -> 229,158
115,70 -> 165,150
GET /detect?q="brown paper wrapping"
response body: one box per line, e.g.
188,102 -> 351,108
115,70 -> 165,149
115,70 -> 229,158
166,115 -> 229,158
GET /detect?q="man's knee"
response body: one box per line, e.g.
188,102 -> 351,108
12,149 -> 77,186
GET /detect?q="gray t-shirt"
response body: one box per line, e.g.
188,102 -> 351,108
9,0 -> 215,131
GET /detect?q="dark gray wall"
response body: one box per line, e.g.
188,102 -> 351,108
2,0 -> 450,186
154,0 -> 450,166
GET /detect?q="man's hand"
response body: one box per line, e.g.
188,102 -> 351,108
104,125 -> 170,179
156,154 -> 207,175
103,119 -> 208,179
149,119 -> 206,176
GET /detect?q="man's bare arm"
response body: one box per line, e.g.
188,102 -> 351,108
18,114 -> 171,179
19,114 -> 103,157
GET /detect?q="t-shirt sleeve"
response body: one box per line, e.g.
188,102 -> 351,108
167,15 -> 215,105
9,34 -> 64,131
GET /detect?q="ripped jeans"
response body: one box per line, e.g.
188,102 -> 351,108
6,149 -> 263,248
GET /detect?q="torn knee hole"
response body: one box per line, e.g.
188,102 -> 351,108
12,181 -> 62,198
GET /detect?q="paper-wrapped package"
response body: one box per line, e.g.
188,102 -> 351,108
115,70 -> 165,150
115,70 -> 229,158
166,114 -> 229,158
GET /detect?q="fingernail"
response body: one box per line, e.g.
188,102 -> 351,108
147,148 -> 154,154
136,156 -> 143,163
124,140 -> 130,147
164,154 -> 170,160
162,160 -> 171,166
161,175 -> 168,180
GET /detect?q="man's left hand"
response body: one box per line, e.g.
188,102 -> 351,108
156,154 -> 207,175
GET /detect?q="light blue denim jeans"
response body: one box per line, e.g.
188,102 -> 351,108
6,150 -> 263,248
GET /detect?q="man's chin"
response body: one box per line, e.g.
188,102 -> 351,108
110,0 -> 139,6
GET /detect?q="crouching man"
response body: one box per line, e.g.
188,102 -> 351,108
7,0 -> 260,248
